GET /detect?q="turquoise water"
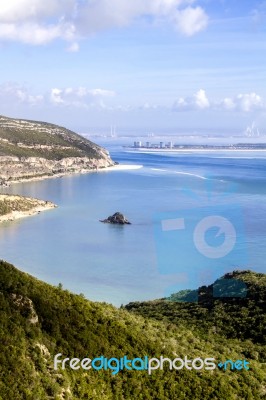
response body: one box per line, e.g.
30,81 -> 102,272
0,148 -> 266,305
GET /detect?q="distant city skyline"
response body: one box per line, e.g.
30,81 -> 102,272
0,0 -> 265,135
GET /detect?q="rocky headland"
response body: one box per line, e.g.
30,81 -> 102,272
0,115 -> 115,186
0,194 -> 57,223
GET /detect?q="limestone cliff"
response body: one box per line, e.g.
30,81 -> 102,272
0,115 -> 114,184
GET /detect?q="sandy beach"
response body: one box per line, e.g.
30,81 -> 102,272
1,164 -> 143,188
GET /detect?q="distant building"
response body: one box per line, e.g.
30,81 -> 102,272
146,142 -> 150,148
168,141 -> 173,149
159,142 -> 164,149
134,141 -> 142,148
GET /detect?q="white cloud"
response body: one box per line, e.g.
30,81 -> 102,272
50,86 -> 116,107
0,82 -> 115,109
220,92 -> 265,112
175,97 -> 187,108
0,0 -> 76,45
236,93 -> 264,112
77,0 -> 208,37
173,89 -> 210,111
3,82 -> 264,115
173,90 -> 265,112
0,0 -> 75,22
174,6 -> 209,36
78,0 -> 179,31
50,88 -> 64,104
0,21 -> 76,45
0,82 -> 43,104
221,97 -> 236,110
0,0 -> 208,46
194,89 -> 209,109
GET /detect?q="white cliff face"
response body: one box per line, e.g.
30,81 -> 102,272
0,155 -> 114,184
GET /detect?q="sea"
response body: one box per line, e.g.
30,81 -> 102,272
1,143 -> 266,306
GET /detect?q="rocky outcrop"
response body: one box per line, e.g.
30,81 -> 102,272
10,293 -> 38,324
100,212 -> 131,225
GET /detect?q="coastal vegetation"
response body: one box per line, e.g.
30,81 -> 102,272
0,194 -> 56,222
0,261 -> 265,399
0,115 -> 106,160
125,271 -> 266,355
0,115 -> 114,185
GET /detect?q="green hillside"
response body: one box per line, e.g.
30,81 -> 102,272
0,261 -> 265,399
125,270 -> 266,346
0,115 -> 108,160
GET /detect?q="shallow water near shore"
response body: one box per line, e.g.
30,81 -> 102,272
0,148 -> 266,305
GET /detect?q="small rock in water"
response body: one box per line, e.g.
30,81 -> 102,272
100,212 -> 131,225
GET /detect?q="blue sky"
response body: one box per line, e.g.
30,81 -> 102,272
0,0 -> 265,135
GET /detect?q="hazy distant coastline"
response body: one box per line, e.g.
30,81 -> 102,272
124,142 -> 266,152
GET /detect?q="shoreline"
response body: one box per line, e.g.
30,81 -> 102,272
0,164 -> 142,224
0,204 -> 56,223
0,164 -> 143,188
0,195 -> 57,224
